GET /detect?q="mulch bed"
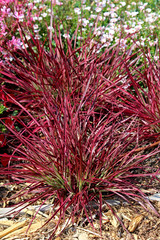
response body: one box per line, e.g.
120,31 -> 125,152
0,150 -> 160,239
0,180 -> 160,240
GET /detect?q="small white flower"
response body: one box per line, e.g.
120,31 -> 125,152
100,36 -> 107,43
154,56 -> 159,61
110,18 -> 118,23
90,14 -> 97,19
82,18 -> 89,27
104,12 -> 110,17
66,16 -> 72,20
33,24 -> 39,29
35,35 -> 41,39
33,16 -> 38,21
95,7 -> 102,13
95,30 -> 102,36
143,3 -> 148,7
48,26 -> 53,30
26,35 -> 31,40
28,3 -> 33,8
89,22 -> 93,27
120,2 -> 126,6
34,29 -> 40,33
109,29 -> 115,35
130,12 -> 138,17
63,33 -> 70,38
84,6 -> 91,11
33,6 -> 38,10
125,28 -> 136,34
111,12 -> 117,18
110,3 -> 115,7
74,8 -> 81,15
22,43 -> 28,49
134,25 -> 142,31
139,6 -> 145,11
146,8 -> 151,13
41,12 -> 47,18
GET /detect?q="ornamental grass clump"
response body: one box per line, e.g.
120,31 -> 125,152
0,30 -> 160,238
103,47 -> 160,136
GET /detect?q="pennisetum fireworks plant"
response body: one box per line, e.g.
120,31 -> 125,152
0,24 -> 160,239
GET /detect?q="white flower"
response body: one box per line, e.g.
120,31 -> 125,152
82,18 -> 89,27
130,12 -> 138,17
134,25 -> 142,31
77,36 -> 83,40
22,43 -> 28,49
146,8 -> 151,13
104,12 -> 110,17
66,16 -> 72,20
90,14 -> 97,19
143,3 -> 148,7
100,36 -> 107,43
63,33 -> 70,38
33,24 -> 39,29
48,26 -> 53,30
95,7 -> 102,13
110,3 -> 115,7
154,56 -> 159,61
33,16 -> 38,21
109,29 -> 115,35
125,28 -> 136,34
111,12 -> 117,17
120,2 -> 126,6
41,12 -> 47,18
74,8 -> 81,15
110,18 -> 118,23
35,35 -> 41,39
84,6 -> 91,11
139,6 -> 145,11
34,29 -> 40,33
28,3 -> 33,8
56,0 -> 63,5
26,35 -> 31,40
95,30 -> 102,36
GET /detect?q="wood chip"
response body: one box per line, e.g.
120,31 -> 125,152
128,215 -> 143,232
0,220 -> 15,227
1,220 -> 46,239
110,213 -> 121,228
0,220 -> 27,238
55,237 -> 61,240
78,232 -> 89,240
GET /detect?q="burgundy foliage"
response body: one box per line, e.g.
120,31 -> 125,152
0,30 -> 160,238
